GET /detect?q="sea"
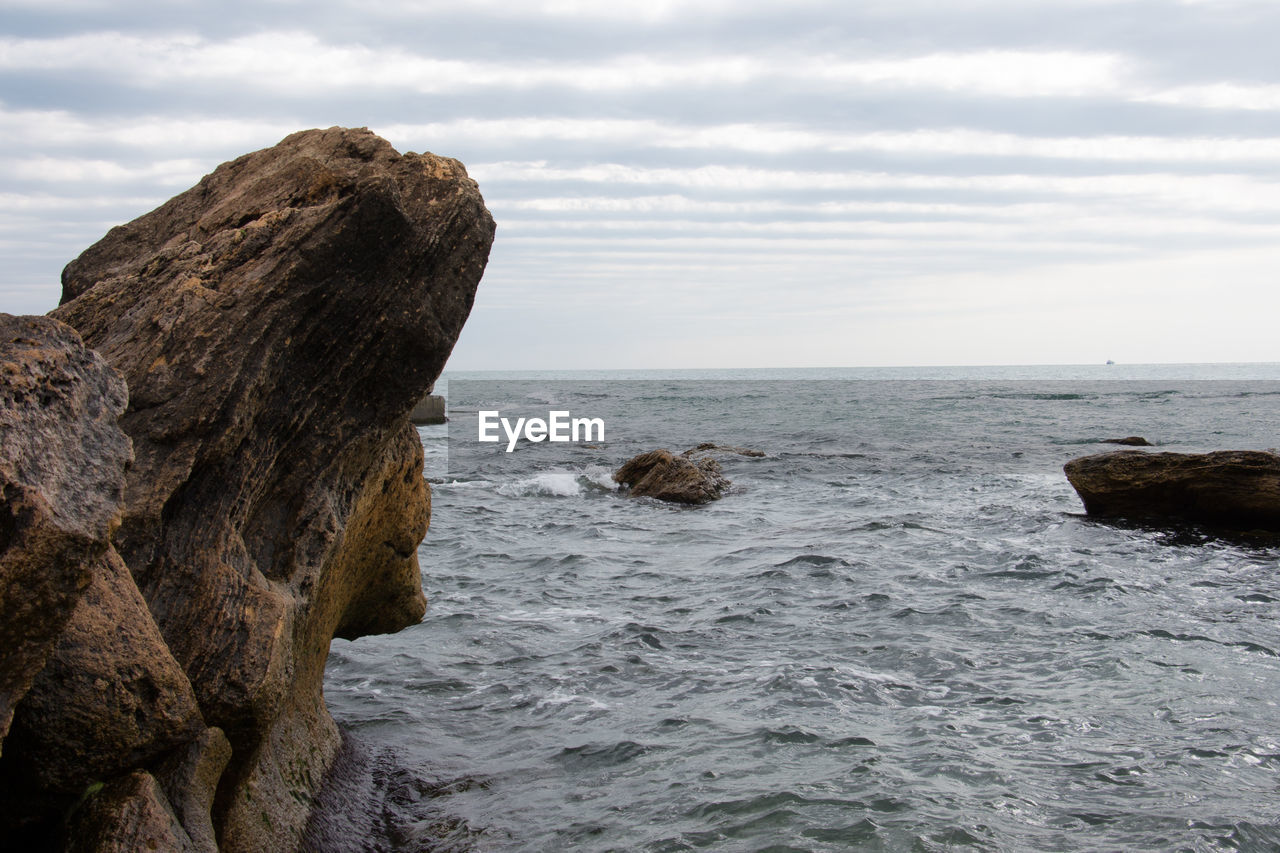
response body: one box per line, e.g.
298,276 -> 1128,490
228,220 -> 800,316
316,365 -> 1280,853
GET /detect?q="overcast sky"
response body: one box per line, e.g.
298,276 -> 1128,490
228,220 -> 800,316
3,0 -> 1279,369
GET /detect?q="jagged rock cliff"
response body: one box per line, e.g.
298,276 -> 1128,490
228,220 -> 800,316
1,127 -> 493,851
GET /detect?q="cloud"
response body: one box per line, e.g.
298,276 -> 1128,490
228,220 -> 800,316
379,118 -> 1280,161
0,106 -> 296,153
1,155 -> 211,185
472,162 -> 1280,213
0,31 -> 1206,104
1139,83 -> 1280,111
3,0 -> 1280,366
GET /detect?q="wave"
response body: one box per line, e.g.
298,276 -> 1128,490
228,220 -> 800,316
493,466 -> 618,498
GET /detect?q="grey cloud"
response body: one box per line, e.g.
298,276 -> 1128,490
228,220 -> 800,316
2,0 -> 1279,365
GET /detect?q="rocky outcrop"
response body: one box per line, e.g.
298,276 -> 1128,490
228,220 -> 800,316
0,127 -> 493,851
613,443 -> 763,504
0,314 -> 205,846
0,314 -> 133,748
1064,450 -> 1280,531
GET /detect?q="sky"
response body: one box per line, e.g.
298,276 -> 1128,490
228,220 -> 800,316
2,0 -> 1279,369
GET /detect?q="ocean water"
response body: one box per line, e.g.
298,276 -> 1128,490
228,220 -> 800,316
319,369 -> 1280,852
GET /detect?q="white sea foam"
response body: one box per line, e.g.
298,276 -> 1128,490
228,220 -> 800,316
497,470 -> 583,497
494,467 -> 622,497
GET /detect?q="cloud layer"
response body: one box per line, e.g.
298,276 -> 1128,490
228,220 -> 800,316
3,0 -> 1279,367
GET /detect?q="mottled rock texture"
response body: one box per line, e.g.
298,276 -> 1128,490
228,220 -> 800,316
4,544 -> 203,792
614,447 -> 735,504
1064,450 -> 1280,531
32,126 -> 494,851
0,314 -> 203,846
62,771 -> 196,853
0,314 -> 132,747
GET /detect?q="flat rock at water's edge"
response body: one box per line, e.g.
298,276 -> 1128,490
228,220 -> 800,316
1064,449 -> 1280,531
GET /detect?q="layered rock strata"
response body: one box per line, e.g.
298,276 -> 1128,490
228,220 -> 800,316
1,127 -> 493,851
1064,449 -> 1280,531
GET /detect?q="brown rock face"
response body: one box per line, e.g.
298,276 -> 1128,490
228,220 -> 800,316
47,127 -> 494,850
614,448 -> 732,504
0,314 -> 132,747
63,771 -> 196,853
4,545 -> 203,793
1064,450 -> 1280,531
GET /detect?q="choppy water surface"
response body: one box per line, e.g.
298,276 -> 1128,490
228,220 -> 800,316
323,379 -> 1280,852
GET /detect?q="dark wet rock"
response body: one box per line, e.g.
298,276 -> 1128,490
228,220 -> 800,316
303,733 -> 483,853
1102,436 -> 1152,446
0,314 -> 132,748
42,126 -> 493,851
1064,450 -> 1280,531
614,448 -> 731,504
684,442 -> 766,458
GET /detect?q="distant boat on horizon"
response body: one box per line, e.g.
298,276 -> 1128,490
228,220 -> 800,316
1106,359 -> 1115,365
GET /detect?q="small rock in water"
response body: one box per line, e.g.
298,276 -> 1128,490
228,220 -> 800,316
683,442 -> 766,458
614,449 -> 731,504
1102,436 -> 1152,446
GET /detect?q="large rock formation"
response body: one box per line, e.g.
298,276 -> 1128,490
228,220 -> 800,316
1,127 -> 493,851
1064,450 -> 1280,531
1,314 -> 207,849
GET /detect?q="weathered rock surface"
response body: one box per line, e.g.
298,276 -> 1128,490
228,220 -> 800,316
1102,436 -> 1152,446
4,543 -> 203,793
0,314 -> 132,747
615,447 -> 734,504
63,771 -> 196,853
154,727 -> 232,853
1064,450 -> 1280,531
30,126 -> 494,851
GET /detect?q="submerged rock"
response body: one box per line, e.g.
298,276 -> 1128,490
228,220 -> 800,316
684,442 -> 766,458
1101,436 -> 1152,446
23,126 -> 496,851
1064,450 -> 1280,531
